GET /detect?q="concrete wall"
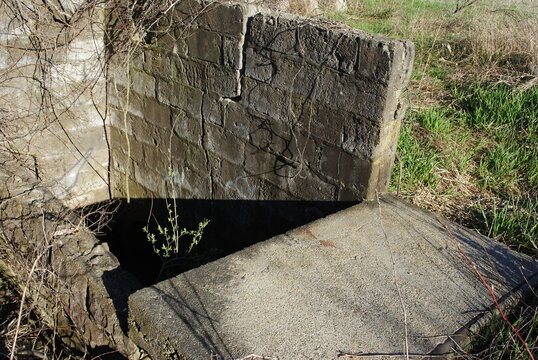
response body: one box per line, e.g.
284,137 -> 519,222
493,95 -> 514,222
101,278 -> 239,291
109,0 -> 414,202
1,0 -> 413,206
0,2 -> 110,207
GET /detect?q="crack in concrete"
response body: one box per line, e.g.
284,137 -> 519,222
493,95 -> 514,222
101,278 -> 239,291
199,93 -> 214,198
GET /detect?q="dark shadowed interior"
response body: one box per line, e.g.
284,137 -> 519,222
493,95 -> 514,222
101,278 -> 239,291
84,199 -> 357,285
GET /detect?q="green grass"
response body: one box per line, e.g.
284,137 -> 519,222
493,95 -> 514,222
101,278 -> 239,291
469,305 -> 538,360
453,84 -> 538,192
393,84 -> 538,255
479,196 -> 538,252
330,0 -> 450,37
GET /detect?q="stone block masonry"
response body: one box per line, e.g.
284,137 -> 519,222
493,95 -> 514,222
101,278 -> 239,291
109,0 -> 415,202
0,3 -> 110,208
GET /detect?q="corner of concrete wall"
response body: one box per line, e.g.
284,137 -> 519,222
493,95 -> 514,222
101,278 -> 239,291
0,179 -> 142,358
0,1 -> 111,208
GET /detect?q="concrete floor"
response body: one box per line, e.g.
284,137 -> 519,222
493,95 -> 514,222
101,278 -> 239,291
128,195 -> 538,360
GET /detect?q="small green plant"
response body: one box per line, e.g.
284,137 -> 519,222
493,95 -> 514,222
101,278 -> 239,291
143,167 -> 209,280
142,203 -> 209,259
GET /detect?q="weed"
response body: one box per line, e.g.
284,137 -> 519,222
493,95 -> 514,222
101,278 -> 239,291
143,203 -> 209,260
143,168 -> 210,282
468,302 -> 538,360
479,196 -> 538,254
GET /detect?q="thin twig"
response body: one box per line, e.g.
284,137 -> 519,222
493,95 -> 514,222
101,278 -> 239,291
375,192 -> 410,360
9,211 -> 51,360
337,351 -> 467,359
235,355 -> 280,360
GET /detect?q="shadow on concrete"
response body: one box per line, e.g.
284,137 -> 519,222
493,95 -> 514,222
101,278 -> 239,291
94,198 -> 357,285
150,275 -> 233,359
101,267 -> 143,333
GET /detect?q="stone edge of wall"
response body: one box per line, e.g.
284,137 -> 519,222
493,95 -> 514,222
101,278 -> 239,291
0,178 -> 143,358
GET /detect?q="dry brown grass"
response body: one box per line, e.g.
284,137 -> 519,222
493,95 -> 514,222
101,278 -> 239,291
458,7 -> 538,72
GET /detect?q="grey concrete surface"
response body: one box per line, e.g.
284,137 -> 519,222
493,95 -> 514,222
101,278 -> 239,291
128,195 -> 538,359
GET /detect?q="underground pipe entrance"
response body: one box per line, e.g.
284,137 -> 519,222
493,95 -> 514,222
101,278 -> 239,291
82,199 -> 356,285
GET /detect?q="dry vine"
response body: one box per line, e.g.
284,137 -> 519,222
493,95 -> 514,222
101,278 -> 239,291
0,0 -> 205,357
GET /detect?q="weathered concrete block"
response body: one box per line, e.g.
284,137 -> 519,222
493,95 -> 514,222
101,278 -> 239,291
129,113 -> 157,145
287,131 -> 319,169
244,47 -> 273,83
319,143 -> 340,179
342,117 -> 381,159
131,69 -> 156,98
243,77 -> 289,122
198,2 -> 244,35
288,169 -> 336,200
153,31 -> 188,57
330,33 -> 359,74
244,142 -> 275,175
337,151 -> 372,196
267,54 -> 322,96
204,62 -> 240,98
356,37 -> 392,83
184,143 -> 208,175
172,56 -> 204,88
214,159 -> 259,199
112,130 -> 144,163
297,23 -> 337,65
171,108 -> 203,145
145,97 -> 172,129
174,166 -> 211,199
249,113 -> 293,155
262,160 -> 296,193
317,69 -> 383,121
206,122 -> 245,165
169,136 -> 189,164
157,80 -> 203,119
259,179 -> 295,200
186,29 -> 221,64
223,35 -> 243,70
107,0 -> 414,203
202,92 -> 224,126
142,143 -> 168,173
128,195 -> 538,359
302,102 -> 346,147
223,99 -> 250,141
133,161 -> 162,194
174,0 -> 203,17
247,14 -> 298,56
174,57 -> 240,97
143,50 -> 176,80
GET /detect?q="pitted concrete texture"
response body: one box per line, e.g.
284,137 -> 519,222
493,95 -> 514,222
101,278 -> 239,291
128,195 -> 538,360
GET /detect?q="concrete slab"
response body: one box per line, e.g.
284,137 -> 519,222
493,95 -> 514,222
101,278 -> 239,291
128,195 -> 538,360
